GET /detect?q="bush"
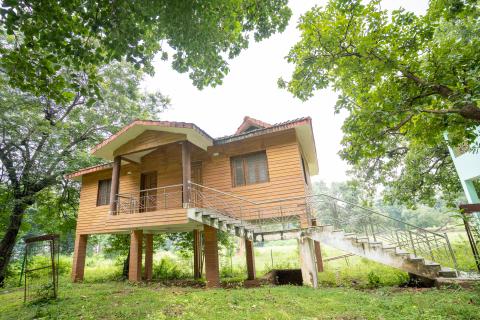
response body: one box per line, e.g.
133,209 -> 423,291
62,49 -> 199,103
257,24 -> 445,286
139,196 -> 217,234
367,271 -> 381,288
152,256 -> 190,280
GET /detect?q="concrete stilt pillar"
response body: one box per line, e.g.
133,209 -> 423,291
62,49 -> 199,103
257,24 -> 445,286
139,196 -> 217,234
203,225 -> 220,288
144,234 -> 153,281
310,219 -> 324,272
245,238 -> 256,280
299,236 -> 318,288
193,229 -> 202,279
71,234 -> 88,282
129,230 -> 143,282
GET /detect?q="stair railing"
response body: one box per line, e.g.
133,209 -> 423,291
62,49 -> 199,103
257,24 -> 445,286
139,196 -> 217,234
187,182 -> 460,272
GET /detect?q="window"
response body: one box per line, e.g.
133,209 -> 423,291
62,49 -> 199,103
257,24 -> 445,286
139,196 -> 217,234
97,179 -> 112,206
231,151 -> 269,187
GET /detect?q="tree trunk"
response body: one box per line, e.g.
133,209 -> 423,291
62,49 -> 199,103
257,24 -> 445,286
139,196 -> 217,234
122,252 -> 130,279
0,200 -> 29,287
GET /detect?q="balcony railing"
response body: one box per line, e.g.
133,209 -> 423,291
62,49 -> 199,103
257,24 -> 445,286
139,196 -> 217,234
113,184 -> 183,215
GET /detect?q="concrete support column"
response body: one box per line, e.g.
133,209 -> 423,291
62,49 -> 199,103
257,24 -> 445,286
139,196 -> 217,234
129,230 -> 143,282
310,219 -> 324,272
182,141 -> 191,207
203,225 -> 220,288
245,238 -> 256,280
193,229 -> 202,279
71,234 -> 88,282
109,155 -> 121,214
298,236 -> 318,288
144,234 -> 153,281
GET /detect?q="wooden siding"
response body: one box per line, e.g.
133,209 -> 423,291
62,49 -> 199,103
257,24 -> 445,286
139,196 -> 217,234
75,129 -> 309,235
202,129 -> 308,221
113,130 -> 185,157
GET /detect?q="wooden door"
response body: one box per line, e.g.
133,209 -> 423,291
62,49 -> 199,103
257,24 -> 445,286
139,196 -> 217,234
140,171 -> 157,212
191,162 -> 203,207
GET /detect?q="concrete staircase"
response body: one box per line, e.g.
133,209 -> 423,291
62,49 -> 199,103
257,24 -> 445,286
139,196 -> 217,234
254,225 -> 458,280
303,225 -> 458,280
187,208 -> 255,240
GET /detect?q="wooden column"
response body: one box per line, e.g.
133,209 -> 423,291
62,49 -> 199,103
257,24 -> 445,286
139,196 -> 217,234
129,230 -> 143,282
310,219 -> 324,272
245,238 -> 256,280
203,225 -> 220,288
181,141 -> 191,207
71,234 -> 88,282
109,155 -> 121,214
144,234 -> 153,281
193,229 -> 202,279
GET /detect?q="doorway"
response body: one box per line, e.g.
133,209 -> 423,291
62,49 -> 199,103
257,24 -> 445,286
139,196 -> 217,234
191,162 -> 203,206
140,171 -> 157,212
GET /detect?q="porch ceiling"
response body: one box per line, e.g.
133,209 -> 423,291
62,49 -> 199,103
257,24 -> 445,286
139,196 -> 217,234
92,120 -> 214,161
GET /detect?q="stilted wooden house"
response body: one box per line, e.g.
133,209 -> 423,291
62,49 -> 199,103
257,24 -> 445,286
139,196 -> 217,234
67,116 -> 320,287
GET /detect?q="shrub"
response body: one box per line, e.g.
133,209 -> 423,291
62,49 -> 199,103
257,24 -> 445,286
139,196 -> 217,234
367,271 -> 381,288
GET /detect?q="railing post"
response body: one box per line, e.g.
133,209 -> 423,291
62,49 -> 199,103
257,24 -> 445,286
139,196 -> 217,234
368,216 -> 376,242
444,233 -> 459,273
408,230 -> 417,256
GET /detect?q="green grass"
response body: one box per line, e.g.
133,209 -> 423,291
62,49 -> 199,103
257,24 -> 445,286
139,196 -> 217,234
1,280 -> 479,319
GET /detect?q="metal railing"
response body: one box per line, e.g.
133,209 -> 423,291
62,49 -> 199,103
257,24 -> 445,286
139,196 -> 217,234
306,194 -> 459,272
113,184 -> 183,215
189,182 -> 304,231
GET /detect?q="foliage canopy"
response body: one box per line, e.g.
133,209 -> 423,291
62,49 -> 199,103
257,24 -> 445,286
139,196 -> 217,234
281,0 -> 479,206
0,0 -> 291,102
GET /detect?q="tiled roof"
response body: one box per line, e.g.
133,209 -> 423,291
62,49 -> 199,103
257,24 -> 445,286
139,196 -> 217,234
235,116 -> 272,134
65,162 -> 113,179
215,117 -> 311,144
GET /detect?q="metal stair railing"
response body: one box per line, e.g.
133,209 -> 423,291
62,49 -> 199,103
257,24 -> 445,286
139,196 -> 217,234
306,194 -> 459,272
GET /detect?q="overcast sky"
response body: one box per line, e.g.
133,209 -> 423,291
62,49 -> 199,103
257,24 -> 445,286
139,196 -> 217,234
142,0 -> 429,184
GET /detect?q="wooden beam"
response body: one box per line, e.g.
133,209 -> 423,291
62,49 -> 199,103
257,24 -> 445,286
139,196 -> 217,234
109,156 -> 121,214
182,141 -> 191,207
459,203 -> 480,214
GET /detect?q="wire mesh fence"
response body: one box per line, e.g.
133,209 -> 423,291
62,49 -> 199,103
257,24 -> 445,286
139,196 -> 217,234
22,234 -> 60,303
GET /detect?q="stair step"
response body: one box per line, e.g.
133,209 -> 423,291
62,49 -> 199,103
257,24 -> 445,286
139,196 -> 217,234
438,268 -> 458,278
408,256 -> 425,263
368,241 -> 382,246
382,246 -> 397,251
395,250 -> 410,256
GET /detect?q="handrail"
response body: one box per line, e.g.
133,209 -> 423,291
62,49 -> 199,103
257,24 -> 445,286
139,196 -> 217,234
117,184 -> 183,198
189,182 -> 446,238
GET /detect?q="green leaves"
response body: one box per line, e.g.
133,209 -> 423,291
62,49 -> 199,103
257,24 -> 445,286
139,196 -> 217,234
282,0 -> 479,206
0,0 -> 291,101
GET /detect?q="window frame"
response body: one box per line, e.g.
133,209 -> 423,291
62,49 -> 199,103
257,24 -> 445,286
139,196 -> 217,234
230,151 -> 270,187
96,178 -> 112,206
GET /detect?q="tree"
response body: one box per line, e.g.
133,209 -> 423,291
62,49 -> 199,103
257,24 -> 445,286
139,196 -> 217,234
0,61 -> 169,286
0,0 -> 292,102
280,0 -> 478,207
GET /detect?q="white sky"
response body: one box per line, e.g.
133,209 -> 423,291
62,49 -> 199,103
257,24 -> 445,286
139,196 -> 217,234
142,0 -> 428,184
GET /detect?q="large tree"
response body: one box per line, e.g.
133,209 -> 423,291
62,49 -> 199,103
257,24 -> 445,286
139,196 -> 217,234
0,0 -> 292,102
280,0 -> 479,207
0,61 -> 169,286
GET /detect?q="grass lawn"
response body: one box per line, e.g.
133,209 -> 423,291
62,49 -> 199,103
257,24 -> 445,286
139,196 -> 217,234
1,281 -> 480,320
